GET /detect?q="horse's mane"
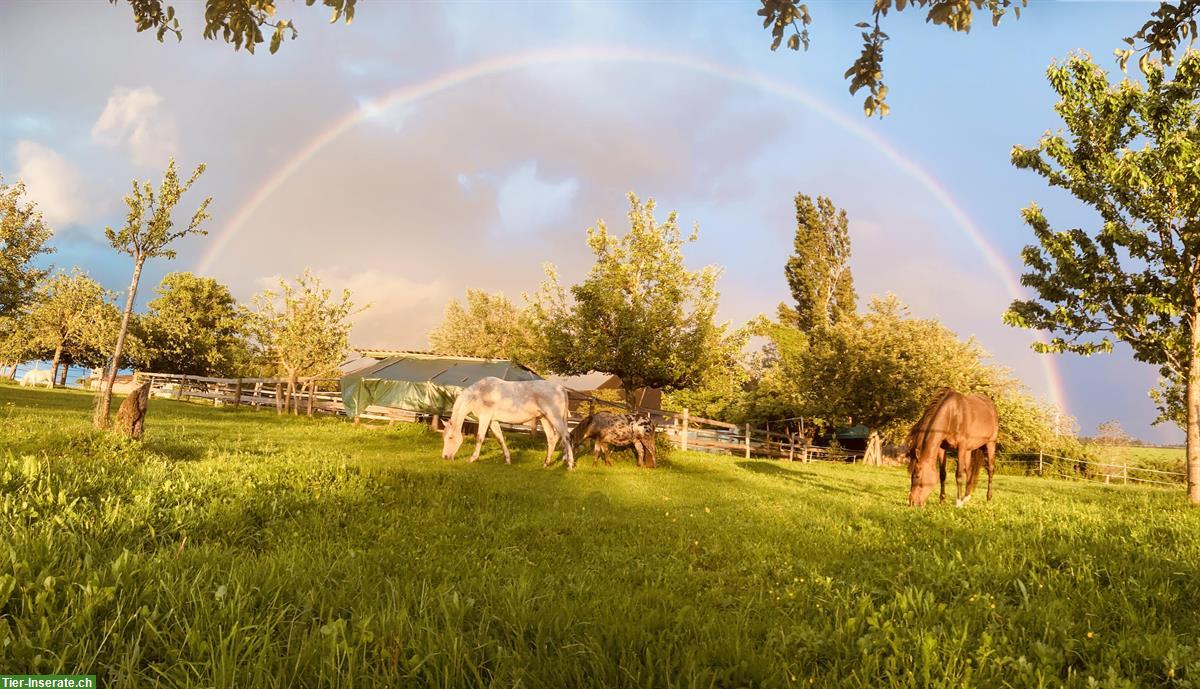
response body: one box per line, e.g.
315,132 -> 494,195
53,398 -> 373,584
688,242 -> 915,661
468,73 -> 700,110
905,388 -> 956,455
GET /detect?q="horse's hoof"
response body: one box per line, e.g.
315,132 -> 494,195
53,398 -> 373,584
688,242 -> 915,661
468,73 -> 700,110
955,498 -> 964,508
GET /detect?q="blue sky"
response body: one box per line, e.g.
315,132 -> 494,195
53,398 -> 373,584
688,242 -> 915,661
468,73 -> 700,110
0,1 -> 1181,442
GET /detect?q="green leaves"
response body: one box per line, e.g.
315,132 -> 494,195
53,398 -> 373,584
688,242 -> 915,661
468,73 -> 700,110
529,193 -> 733,403
0,177 -> 55,319
1009,50 -> 1200,430
427,289 -> 540,365
137,272 -> 251,376
249,269 -> 361,380
764,0 -> 1026,117
784,194 -> 856,333
113,0 -> 355,54
105,159 -> 211,263
758,0 -> 810,52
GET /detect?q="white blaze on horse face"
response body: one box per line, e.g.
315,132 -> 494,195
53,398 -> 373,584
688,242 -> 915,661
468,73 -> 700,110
442,425 -> 464,460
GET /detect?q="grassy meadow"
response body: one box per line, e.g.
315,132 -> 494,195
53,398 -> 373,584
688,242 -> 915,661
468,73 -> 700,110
2,384 -> 1199,688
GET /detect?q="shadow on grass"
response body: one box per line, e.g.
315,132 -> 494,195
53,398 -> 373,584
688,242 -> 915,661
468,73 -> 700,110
735,460 -> 893,499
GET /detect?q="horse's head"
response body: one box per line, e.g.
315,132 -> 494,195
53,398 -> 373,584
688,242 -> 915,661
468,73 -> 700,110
907,446 -> 937,506
441,423 -> 465,460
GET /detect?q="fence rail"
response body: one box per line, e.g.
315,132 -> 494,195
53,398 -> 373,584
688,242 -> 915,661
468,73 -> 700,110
132,371 -> 1187,482
997,451 -> 1186,488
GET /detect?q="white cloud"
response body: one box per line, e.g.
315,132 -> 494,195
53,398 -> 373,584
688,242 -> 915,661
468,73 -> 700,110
356,97 -> 413,132
91,86 -> 178,167
495,161 -> 580,235
13,140 -> 89,228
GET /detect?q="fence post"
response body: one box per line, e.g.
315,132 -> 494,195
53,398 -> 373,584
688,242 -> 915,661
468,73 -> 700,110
1038,450 -> 1044,476
745,423 -> 751,459
1123,463 -> 1128,485
234,377 -> 243,407
174,375 -> 185,401
681,409 -> 689,452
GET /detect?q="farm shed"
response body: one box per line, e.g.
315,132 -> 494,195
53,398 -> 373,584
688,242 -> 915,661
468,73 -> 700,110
340,351 -> 541,418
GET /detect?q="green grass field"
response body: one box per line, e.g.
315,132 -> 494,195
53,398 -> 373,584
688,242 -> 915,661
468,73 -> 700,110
2,386 -> 1199,688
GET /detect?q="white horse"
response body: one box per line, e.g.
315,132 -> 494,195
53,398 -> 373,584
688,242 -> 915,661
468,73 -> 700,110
441,377 -> 577,469
20,369 -> 53,388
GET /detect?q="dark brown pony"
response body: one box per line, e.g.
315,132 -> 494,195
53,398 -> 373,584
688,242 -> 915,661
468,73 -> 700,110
906,389 -> 998,507
569,412 -> 657,468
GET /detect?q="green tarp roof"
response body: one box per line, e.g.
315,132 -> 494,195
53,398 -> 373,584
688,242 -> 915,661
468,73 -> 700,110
341,355 -> 540,417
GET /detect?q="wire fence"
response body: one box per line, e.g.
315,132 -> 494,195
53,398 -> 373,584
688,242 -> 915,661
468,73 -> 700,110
996,451 -> 1186,488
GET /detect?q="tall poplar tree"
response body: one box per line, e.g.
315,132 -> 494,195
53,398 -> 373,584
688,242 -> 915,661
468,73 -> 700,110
782,193 -> 856,332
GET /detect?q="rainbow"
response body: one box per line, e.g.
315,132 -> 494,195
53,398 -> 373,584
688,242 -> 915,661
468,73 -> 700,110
194,45 -> 1069,414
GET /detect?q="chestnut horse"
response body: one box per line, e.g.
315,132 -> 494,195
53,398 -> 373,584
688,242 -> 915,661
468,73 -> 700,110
906,389 -> 998,507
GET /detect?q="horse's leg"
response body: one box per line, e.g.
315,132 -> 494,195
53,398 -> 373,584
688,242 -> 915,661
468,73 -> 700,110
553,415 -> 575,469
469,413 -> 491,462
938,448 -> 947,503
988,441 -> 998,501
542,420 -> 559,467
490,421 -> 511,464
955,447 -> 971,508
633,441 -> 644,467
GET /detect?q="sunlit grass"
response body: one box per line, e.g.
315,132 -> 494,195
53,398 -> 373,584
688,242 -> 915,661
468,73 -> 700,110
2,386 -> 1198,688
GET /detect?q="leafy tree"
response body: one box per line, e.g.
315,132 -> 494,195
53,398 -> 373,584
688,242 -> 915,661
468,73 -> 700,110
0,315 -> 33,379
112,0 -> 356,54
427,289 -> 540,364
94,160 -> 211,429
782,194 -> 856,331
529,193 -> 735,407
660,324 -> 751,421
137,272 -> 251,376
1096,420 -> 1132,447
0,177 -> 54,319
795,295 -> 995,441
1003,50 -> 1200,504
249,269 -> 358,414
24,270 -> 119,385
737,315 -> 813,425
761,1 -> 1200,117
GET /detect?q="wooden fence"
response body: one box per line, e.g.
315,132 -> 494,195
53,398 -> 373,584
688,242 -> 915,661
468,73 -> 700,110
134,371 -> 864,460
134,372 -> 1188,481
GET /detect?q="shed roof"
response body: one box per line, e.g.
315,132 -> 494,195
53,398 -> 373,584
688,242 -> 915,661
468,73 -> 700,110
347,354 -> 540,386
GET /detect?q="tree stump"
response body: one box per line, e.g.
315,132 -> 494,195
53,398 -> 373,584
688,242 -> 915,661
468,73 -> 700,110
864,431 -> 883,466
115,382 -> 151,440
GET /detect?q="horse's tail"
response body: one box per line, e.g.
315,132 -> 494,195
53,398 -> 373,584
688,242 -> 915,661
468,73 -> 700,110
569,414 -> 595,450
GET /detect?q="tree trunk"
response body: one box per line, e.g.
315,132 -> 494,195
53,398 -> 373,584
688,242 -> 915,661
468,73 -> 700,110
50,342 -> 63,389
6,362 -> 17,380
306,380 -> 315,417
94,257 -> 144,429
1188,311 -> 1200,504
864,431 -> 883,466
288,373 -> 298,415
57,361 -> 69,387
622,384 -> 639,412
